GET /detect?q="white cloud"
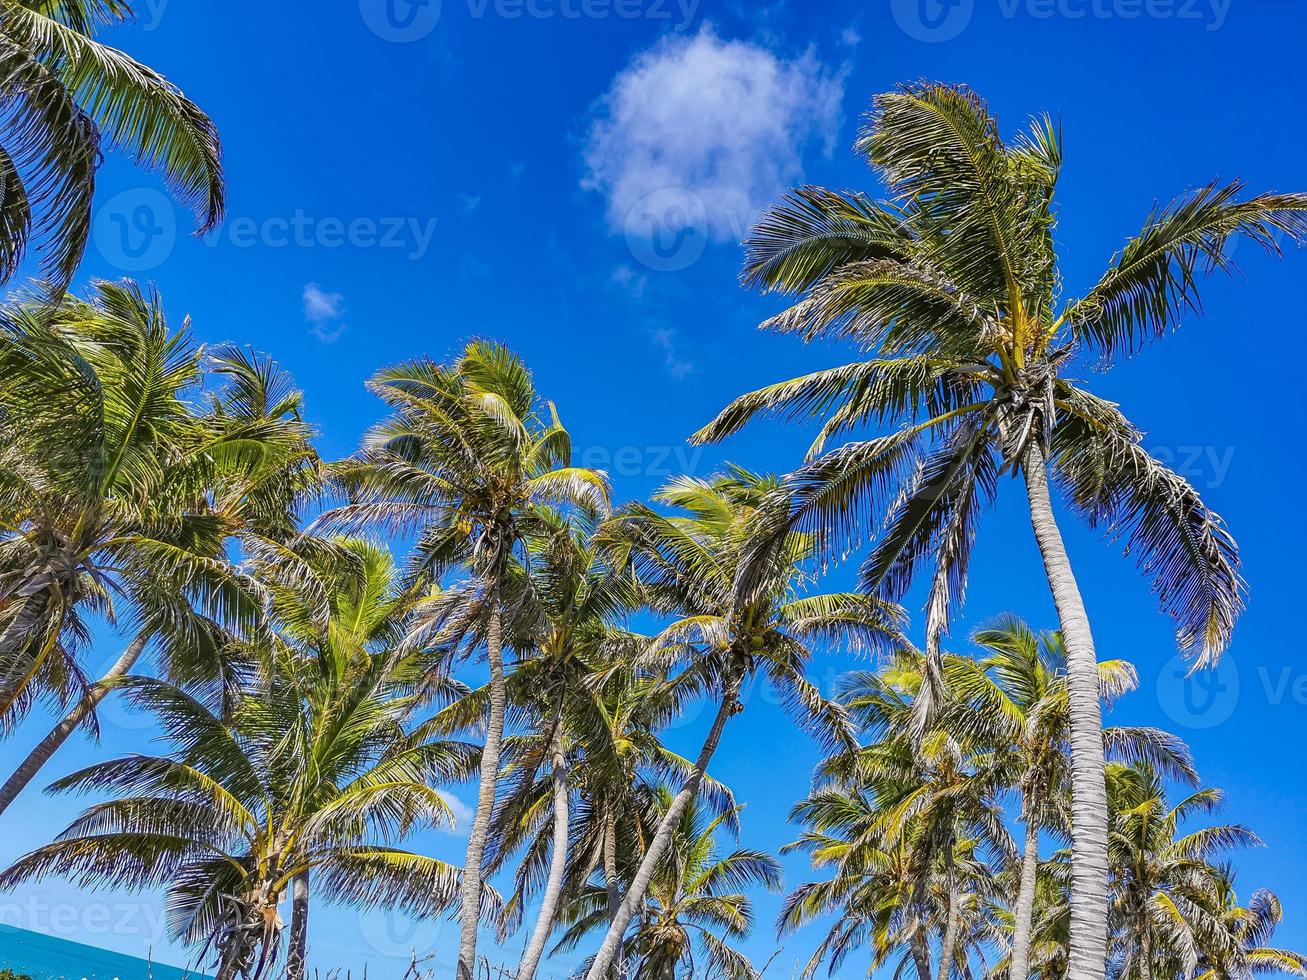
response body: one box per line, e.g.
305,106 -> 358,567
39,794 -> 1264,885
302,282 -> 347,343
302,282 -> 344,321
650,326 -> 696,379
583,26 -> 844,243
611,264 -> 647,299
436,790 -> 475,834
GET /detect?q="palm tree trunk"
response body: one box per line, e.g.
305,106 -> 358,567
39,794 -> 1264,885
583,673 -> 743,980
1137,922 -> 1153,980
937,875 -> 963,980
0,631 -> 148,817
910,929 -> 934,980
457,581 -> 506,980
603,815 -> 624,977
286,870 -> 310,980
517,715 -> 570,980
1009,791 -> 1041,980
1023,443 -> 1109,980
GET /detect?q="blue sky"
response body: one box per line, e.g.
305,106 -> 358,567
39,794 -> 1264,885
3,0 -> 1307,976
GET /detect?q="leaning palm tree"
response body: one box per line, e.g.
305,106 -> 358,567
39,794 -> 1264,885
693,82 -> 1307,980
318,340 -> 610,980
0,281 -> 262,749
583,468 -> 903,980
0,636 -> 472,980
0,332 -> 319,816
0,0 -> 224,289
557,792 -> 781,980
944,617 -> 1198,980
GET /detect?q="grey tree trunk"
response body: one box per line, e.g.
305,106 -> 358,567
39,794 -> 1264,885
517,719 -> 570,980
0,631 -> 149,816
583,675 -> 742,980
1137,923 -> 1153,980
910,929 -> 934,980
1023,443 -> 1109,980
603,816 -> 624,977
457,585 -> 506,980
1008,792 -> 1041,980
286,870 -> 310,980
936,876 -> 963,980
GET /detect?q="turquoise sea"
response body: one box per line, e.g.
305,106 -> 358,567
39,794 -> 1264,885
0,926 -> 209,980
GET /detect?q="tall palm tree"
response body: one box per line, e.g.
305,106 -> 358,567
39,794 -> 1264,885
692,82 -> 1307,980
583,469 -> 903,980
318,340 -> 610,980
476,512 -> 644,980
0,281 -> 260,745
0,665 -> 471,980
0,331 -> 318,816
485,653 -> 737,979
0,0 -> 224,289
557,792 -> 781,980
944,617 -> 1198,980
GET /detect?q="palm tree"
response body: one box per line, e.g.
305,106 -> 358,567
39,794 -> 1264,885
475,512 -> 644,980
583,469 -> 903,980
485,651 -> 738,980
318,340 -> 610,980
0,334 -> 316,815
0,538 -> 474,980
1192,870 -> 1307,980
692,82 -> 1307,980
785,656 -> 1014,980
1103,762 -> 1260,980
944,617 -> 1198,980
0,0 -> 224,290
557,792 -> 781,980
0,282 -> 258,740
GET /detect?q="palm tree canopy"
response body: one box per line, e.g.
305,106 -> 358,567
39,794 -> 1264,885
0,0 -> 224,289
694,82 -> 1307,667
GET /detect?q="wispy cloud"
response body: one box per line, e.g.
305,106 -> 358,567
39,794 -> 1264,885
437,790 -> 475,834
302,282 -> 347,343
650,326 -> 696,379
458,192 -> 482,214
583,25 -> 844,243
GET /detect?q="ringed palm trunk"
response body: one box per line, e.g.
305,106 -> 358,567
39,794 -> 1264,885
937,860 -> 963,980
603,814 -> 625,977
1009,789 -> 1042,980
583,672 -> 743,980
286,870 -> 310,980
457,581 -> 506,980
1023,443 -> 1109,980
0,631 -> 149,816
517,715 -> 570,980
